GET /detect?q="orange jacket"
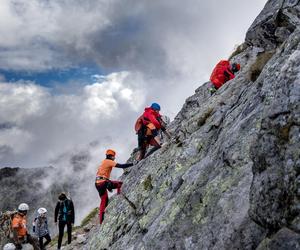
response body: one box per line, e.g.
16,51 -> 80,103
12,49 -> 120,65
210,60 -> 235,89
96,159 -> 117,180
12,213 -> 27,238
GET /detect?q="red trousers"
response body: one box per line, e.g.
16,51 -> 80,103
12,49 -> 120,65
95,180 -> 123,224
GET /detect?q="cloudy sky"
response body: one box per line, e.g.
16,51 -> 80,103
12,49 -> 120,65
0,0 -> 267,168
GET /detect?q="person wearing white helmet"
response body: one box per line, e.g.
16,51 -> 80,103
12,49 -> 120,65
33,208 -> 51,250
3,243 -> 16,250
11,203 -> 40,250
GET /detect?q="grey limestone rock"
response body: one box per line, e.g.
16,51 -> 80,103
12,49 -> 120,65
72,0 -> 300,249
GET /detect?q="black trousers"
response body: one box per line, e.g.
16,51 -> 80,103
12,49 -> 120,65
39,233 -> 51,250
57,221 -> 72,249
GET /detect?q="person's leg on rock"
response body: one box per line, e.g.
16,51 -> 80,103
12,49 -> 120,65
67,222 -> 72,244
57,221 -> 66,249
95,181 -> 109,224
27,234 -> 40,250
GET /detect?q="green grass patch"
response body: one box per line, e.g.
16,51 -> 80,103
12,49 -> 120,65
80,207 -> 98,227
142,175 -> 153,191
228,43 -> 248,60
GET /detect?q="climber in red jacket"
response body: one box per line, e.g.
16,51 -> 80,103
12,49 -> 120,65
209,60 -> 240,94
135,103 -> 170,161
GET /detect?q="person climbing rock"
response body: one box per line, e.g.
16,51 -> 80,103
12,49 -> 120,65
135,103 -> 171,161
209,60 -> 240,94
33,208 -> 51,250
11,203 -> 40,250
95,149 -> 133,224
54,193 -> 75,250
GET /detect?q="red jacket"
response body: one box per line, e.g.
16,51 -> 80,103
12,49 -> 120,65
210,60 -> 235,89
142,107 -> 162,129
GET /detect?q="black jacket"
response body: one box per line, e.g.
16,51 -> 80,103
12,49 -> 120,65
54,199 -> 75,223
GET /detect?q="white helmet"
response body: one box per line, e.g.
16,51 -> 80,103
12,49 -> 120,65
37,207 -> 47,215
18,203 -> 29,211
3,243 -> 16,250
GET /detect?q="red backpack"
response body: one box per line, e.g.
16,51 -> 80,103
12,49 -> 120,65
134,115 -> 144,133
210,60 -> 232,88
210,60 -> 230,80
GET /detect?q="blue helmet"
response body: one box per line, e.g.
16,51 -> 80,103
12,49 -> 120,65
151,103 -> 161,111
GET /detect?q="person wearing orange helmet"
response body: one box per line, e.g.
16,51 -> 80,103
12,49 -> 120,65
95,149 -> 133,224
209,60 -> 241,94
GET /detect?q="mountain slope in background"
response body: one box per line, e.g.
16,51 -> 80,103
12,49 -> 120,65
0,148 -> 100,249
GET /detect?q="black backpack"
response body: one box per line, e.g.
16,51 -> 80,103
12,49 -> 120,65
58,199 -> 72,221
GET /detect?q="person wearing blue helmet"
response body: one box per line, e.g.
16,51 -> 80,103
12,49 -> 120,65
134,103 -> 170,161
150,103 -> 160,111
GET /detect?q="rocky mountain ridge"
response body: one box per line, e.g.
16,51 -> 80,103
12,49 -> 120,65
2,0 -> 300,249
66,0 -> 299,249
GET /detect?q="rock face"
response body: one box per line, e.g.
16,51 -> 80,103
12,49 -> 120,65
83,1 -> 300,249
73,2 -> 300,250
4,0 -> 300,249
246,0 -> 300,50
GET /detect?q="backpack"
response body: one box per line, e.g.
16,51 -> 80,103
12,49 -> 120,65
59,200 -> 72,222
0,211 -> 17,239
33,216 -> 48,236
134,115 -> 144,133
210,59 -> 229,78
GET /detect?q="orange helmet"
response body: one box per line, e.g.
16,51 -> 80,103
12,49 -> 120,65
106,149 -> 116,157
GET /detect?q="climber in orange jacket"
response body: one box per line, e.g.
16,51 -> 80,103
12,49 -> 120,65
209,60 -> 240,94
135,103 -> 171,161
95,149 -> 133,224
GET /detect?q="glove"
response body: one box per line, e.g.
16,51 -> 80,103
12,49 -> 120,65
209,86 -> 217,95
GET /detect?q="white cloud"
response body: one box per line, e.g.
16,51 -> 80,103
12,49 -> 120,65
0,0 -> 111,70
82,71 -> 145,122
0,82 -> 49,124
0,0 -> 267,73
0,71 -> 144,166
0,127 -> 33,154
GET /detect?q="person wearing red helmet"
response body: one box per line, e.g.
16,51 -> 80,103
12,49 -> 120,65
209,60 -> 241,94
95,149 -> 133,224
135,103 -> 171,161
